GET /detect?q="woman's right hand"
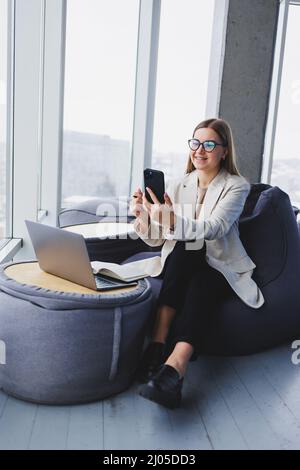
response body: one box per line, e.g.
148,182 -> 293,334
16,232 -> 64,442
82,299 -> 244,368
129,187 -> 143,218
130,187 -> 150,234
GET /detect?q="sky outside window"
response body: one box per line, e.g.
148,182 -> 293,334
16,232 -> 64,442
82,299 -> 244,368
271,3 -> 300,206
152,0 -> 215,179
62,0 -> 139,205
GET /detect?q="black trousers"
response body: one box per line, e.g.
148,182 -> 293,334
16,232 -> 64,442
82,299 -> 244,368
154,241 -> 234,357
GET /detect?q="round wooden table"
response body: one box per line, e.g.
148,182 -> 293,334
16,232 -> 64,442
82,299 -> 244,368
0,260 -> 152,405
4,261 -> 138,295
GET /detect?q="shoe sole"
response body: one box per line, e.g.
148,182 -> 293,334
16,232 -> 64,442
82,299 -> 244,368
138,384 -> 181,409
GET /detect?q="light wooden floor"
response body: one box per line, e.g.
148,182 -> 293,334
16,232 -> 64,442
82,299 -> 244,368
1,342 -> 300,450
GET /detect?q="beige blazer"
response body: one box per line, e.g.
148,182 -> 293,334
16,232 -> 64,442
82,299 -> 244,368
134,167 -> 264,309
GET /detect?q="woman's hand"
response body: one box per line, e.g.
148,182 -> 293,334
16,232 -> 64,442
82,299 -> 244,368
129,187 -> 143,218
130,187 -> 150,234
142,187 -> 175,230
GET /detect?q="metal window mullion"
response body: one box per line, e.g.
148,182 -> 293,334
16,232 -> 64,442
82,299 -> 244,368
13,0 -> 45,260
129,0 -> 161,196
205,0 -> 229,118
39,0 -> 66,227
5,0 -> 15,239
37,0 -> 46,214
261,0 -> 290,183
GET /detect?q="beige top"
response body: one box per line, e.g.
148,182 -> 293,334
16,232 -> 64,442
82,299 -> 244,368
195,185 -> 207,219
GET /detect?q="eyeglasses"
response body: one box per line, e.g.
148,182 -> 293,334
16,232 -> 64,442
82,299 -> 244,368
188,139 -> 227,153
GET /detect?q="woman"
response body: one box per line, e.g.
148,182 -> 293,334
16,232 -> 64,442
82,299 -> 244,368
130,118 -> 264,409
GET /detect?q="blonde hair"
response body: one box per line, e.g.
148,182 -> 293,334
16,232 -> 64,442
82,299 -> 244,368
185,118 -> 241,176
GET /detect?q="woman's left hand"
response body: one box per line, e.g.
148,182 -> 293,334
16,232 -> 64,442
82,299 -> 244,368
142,187 -> 175,230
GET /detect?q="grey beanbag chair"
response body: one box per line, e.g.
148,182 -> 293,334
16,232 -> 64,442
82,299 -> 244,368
124,185 -> 300,355
0,263 -> 152,404
59,197 -> 134,227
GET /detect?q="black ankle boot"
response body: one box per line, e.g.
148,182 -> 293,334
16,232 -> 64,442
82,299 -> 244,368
136,342 -> 165,383
138,364 -> 183,409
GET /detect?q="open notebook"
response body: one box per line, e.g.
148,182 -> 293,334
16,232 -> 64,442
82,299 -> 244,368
91,256 -> 161,282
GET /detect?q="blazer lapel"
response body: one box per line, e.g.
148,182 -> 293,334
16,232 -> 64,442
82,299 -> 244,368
178,167 -> 228,218
178,170 -> 198,217
202,167 -> 228,216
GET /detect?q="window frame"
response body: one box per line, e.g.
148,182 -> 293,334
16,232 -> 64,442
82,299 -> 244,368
261,0 -> 291,184
1,0 -> 227,261
10,0 -> 66,261
0,0 -> 22,263
5,0 -> 15,240
39,0 -> 66,227
0,0 -> 16,252
127,0 -> 161,196
205,0 -> 229,118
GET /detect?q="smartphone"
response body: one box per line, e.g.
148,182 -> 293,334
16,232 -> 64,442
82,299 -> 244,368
144,168 -> 165,204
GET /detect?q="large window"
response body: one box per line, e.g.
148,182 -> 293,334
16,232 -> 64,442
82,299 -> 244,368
61,0 -> 139,208
0,0 -> 13,248
271,2 -> 300,207
152,0 -> 215,181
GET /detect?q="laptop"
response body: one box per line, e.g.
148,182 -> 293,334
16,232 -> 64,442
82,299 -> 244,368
25,220 -> 138,291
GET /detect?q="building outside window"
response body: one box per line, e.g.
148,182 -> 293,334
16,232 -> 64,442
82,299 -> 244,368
61,0 -> 140,208
152,0 -> 215,181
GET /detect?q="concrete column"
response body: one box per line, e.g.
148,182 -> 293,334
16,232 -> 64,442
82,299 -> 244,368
218,0 -> 279,183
